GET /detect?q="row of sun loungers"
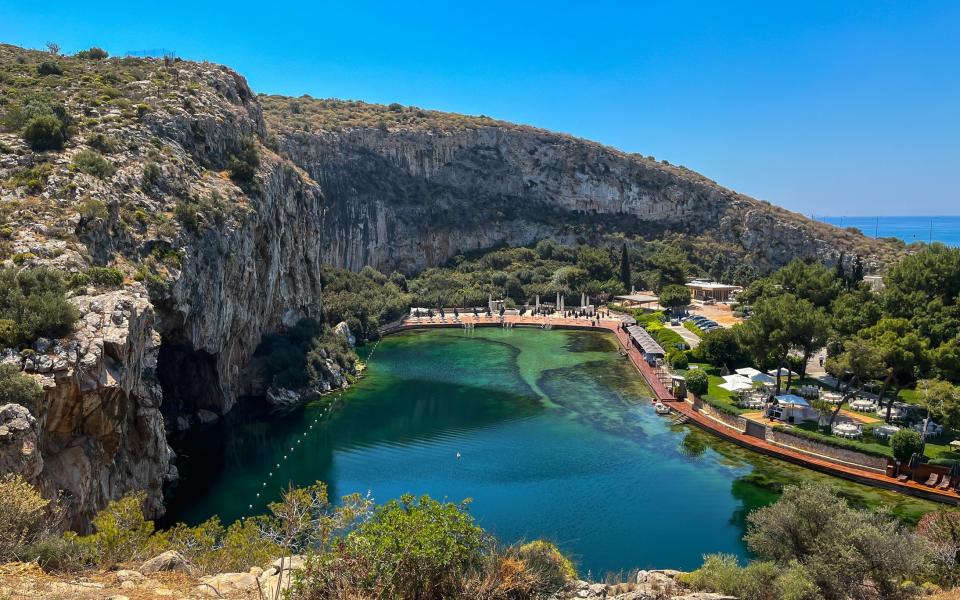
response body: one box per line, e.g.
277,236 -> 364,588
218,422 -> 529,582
895,471 -> 958,492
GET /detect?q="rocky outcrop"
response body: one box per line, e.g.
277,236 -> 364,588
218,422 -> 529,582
3,289 -> 173,528
0,404 -> 42,480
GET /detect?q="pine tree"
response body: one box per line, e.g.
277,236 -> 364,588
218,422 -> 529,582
619,243 -> 632,293
834,251 -> 846,286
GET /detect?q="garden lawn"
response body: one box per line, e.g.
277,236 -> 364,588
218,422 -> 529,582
677,363 -> 748,414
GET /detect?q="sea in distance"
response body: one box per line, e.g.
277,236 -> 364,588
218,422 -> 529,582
819,215 -> 960,247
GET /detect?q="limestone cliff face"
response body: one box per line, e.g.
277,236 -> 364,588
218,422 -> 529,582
268,110 -> 890,274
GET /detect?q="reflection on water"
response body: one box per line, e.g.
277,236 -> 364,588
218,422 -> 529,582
166,328 -> 939,576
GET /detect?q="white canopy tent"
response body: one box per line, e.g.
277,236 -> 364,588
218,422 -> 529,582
735,367 -> 776,384
719,374 -> 754,392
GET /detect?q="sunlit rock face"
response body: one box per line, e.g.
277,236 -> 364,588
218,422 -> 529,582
273,122 -> 885,275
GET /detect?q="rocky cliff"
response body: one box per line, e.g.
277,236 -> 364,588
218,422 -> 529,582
0,45 -> 336,526
261,96 -> 894,274
0,44 -> 897,527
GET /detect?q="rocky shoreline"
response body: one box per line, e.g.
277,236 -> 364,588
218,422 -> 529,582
0,554 -> 734,600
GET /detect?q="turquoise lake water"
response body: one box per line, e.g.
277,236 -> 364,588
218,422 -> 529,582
166,328 -> 937,576
820,215 -> 960,246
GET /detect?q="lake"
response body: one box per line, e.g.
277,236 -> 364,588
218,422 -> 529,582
166,327 -> 937,576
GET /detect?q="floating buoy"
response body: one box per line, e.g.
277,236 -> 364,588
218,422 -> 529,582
269,472 -> 273,477
262,482 -> 266,486
249,504 -> 253,509
456,452 -> 462,459
256,493 -> 260,497
283,455 -> 287,459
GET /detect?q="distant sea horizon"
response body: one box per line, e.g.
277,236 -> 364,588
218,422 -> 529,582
816,215 -> 960,247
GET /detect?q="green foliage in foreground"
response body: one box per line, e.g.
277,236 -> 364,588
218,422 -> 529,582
0,268 -> 79,347
7,474 -> 960,599
684,482 -> 941,600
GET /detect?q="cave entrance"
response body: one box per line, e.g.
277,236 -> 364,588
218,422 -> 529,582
156,334 -> 223,420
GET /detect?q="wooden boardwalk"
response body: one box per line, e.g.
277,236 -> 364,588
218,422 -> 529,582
391,315 -> 960,505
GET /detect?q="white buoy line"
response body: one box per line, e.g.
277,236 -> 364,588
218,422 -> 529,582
243,336 -> 384,518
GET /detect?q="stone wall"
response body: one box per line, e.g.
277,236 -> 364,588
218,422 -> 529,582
690,397 -> 747,432
768,429 -> 890,472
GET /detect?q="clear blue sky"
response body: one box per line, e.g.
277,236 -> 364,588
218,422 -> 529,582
2,1 -> 958,216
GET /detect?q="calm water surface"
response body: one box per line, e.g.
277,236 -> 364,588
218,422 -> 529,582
167,328 -> 937,576
820,215 -> 960,246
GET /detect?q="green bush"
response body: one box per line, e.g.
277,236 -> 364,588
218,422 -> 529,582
0,268 -> 79,347
683,320 -> 704,337
36,61 -> 63,76
0,364 -> 43,413
345,494 -> 488,600
142,160 -> 161,187
681,555 -> 820,600
76,47 -> 108,60
86,132 -> 119,154
891,429 -> 924,462
227,136 -> 260,185
667,350 -> 689,369
71,149 -> 116,179
64,493 -> 156,567
0,474 -> 53,562
685,368 -> 709,396
84,267 -> 124,289
517,540 -> 576,591
23,115 -> 65,151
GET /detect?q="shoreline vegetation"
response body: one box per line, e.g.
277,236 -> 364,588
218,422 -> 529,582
5,472 -> 960,600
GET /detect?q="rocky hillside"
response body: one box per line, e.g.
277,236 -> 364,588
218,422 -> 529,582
0,43 -> 898,527
259,95 -> 896,274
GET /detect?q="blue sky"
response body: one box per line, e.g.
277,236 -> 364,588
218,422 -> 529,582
2,1 -> 958,215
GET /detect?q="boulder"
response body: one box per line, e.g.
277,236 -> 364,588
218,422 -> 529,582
114,569 -> 145,584
140,550 -> 190,574
195,409 -> 219,424
271,555 -> 305,571
199,572 -> 258,596
333,321 -> 356,346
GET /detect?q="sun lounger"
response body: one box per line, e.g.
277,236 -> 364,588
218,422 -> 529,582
938,477 -> 952,490
925,473 -> 940,487
897,474 -> 909,482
